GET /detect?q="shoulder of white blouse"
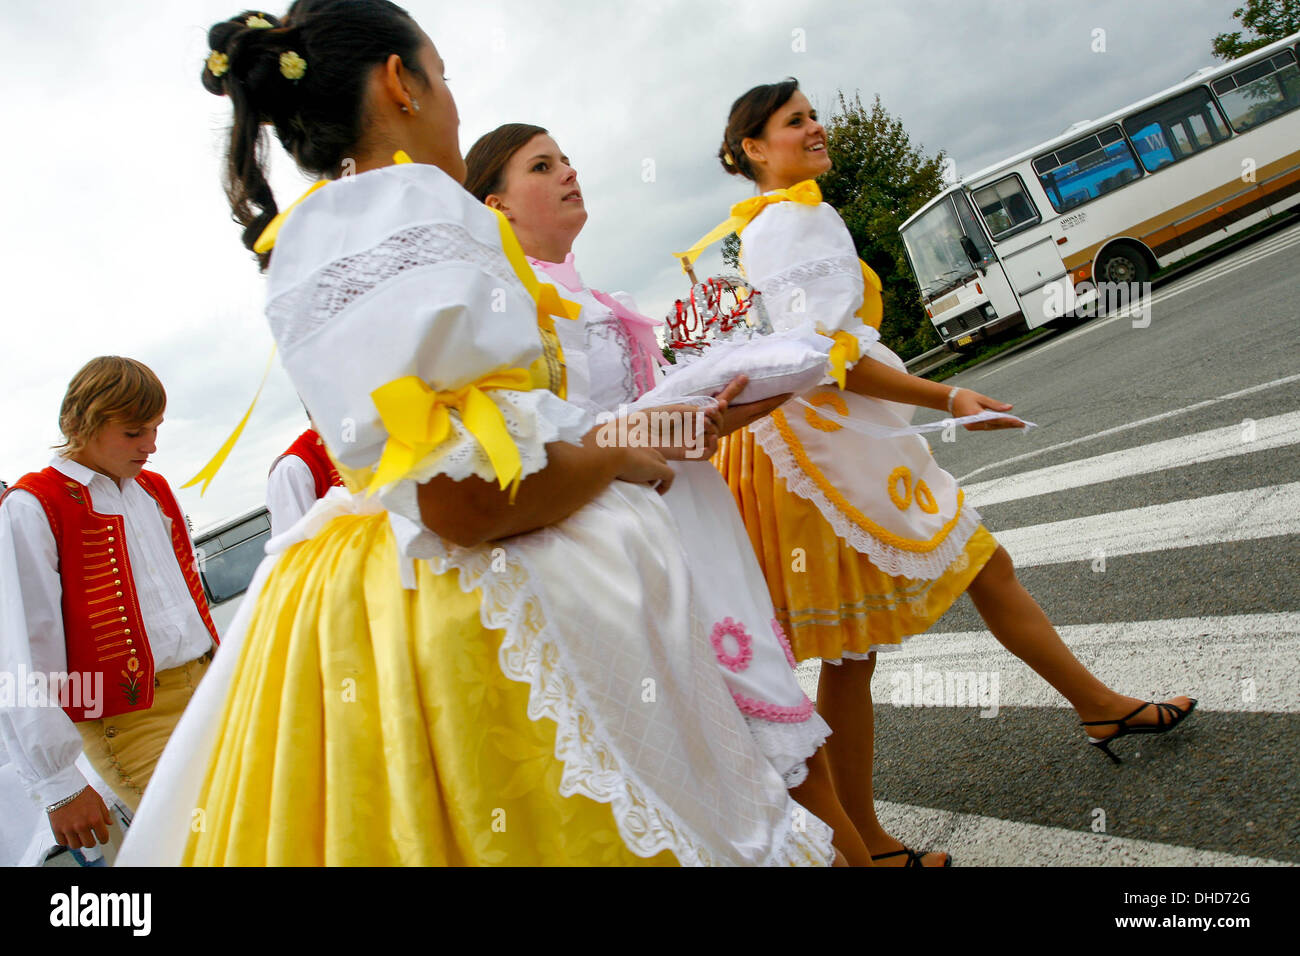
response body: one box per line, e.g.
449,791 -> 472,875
268,163 -> 509,298
745,199 -> 855,266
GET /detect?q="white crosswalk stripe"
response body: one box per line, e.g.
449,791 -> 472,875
874,800 -> 1291,867
795,613 -> 1300,714
993,482 -> 1300,567
963,410 -> 1300,507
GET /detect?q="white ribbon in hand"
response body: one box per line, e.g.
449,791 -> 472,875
793,397 -> 1036,439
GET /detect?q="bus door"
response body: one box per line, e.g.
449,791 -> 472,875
999,236 -> 1079,327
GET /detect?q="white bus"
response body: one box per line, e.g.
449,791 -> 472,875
899,31 -> 1300,350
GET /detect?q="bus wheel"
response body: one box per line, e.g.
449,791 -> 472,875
1095,244 -> 1151,286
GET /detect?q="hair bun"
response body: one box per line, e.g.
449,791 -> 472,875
718,142 -> 743,177
202,11 -> 286,94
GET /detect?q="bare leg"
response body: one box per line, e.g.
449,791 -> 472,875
966,546 -> 1193,732
817,655 -> 948,866
791,747 -> 874,866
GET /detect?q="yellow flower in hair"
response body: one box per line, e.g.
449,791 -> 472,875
206,50 -> 229,77
279,50 -> 307,81
246,14 -> 273,28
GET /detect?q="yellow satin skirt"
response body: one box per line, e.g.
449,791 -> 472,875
184,510 -> 675,866
714,429 -> 998,663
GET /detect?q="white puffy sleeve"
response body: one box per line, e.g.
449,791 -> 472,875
266,456 -> 318,539
742,201 -> 881,362
0,492 -> 89,806
264,165 -> 590,493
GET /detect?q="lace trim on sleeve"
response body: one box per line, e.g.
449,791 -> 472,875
267,223 -> 523,352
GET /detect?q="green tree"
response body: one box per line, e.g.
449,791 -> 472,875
1212,0 -> 1300,60
721,231 -> 742,271
816,92 -> 948,359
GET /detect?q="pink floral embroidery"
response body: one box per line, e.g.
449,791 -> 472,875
710,618 -> 753,672
730,690 -> 815,723
771,618 -> 797,669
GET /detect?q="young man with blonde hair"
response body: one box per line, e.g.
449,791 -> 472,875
0,356 -> 218,858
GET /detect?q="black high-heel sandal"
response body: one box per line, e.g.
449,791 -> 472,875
871,847 -> 952,867
1082,698 -> 1197,764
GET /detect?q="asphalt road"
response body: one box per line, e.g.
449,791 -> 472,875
796,221 -> 1300,866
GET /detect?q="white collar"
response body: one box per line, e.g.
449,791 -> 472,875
50,455 -> 128,491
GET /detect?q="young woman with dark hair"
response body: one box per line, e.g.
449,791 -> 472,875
119,7 -> 834,866
689,79 -> 1197,866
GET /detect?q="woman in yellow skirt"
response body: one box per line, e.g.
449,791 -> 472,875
118,8 -> 833,866
685,79 -> 1197,866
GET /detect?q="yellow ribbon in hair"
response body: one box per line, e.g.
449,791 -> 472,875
182,346 -> 277,494
673,179 -> 823,272
368,369 -> 532,499
826,331 -> 861,390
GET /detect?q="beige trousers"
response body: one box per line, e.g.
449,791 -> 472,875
75,652 -> 211,813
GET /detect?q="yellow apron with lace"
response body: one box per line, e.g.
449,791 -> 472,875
714,429 -> 997,661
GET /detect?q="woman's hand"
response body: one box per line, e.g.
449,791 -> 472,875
712,375 -> 792,437
613,402 -> 722,461
614,445 -> 676,494
950,388 -> 1024,430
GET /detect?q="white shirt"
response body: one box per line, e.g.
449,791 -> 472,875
266,455 -> 318,539
0,457 -> 214,806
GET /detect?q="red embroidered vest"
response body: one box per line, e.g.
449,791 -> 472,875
272,428 -> 343,500
2,468 -> 219,721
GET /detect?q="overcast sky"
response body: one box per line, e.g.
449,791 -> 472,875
0,0 -> 1243,528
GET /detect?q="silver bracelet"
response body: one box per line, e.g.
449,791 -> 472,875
46,785 -> 89,814
946,387 -> 962,416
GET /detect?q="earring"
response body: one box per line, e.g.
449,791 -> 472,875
411,98 -> 421,113
400,104 -> 409,113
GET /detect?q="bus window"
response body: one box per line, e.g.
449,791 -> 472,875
1032,125 -> 1143,214
952,191 -> 997,265
900,197 -> 976,299
195,510 -> 271,606
1212,50 -> 1300,132
1124,87 -> 1231,172
973,175 -> 1041,240
200,534 -> 268,604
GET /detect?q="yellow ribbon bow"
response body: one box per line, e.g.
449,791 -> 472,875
856,260 -> 884,330
827,331 -> 861,390
368,368 -> 533,499
673,179 -> 823,273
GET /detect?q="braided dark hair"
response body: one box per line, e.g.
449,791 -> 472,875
718,78 -> 800,182
202,1 -> 426,267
